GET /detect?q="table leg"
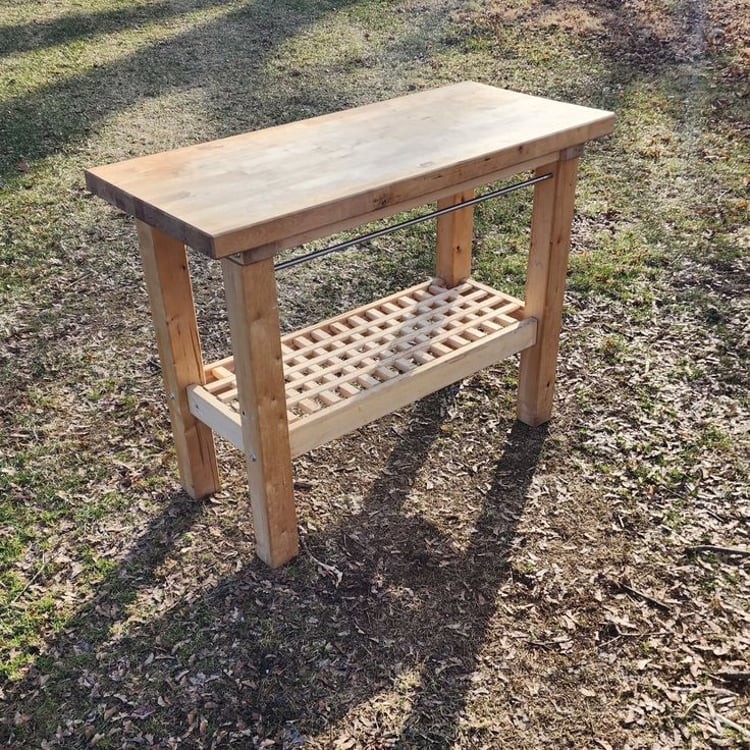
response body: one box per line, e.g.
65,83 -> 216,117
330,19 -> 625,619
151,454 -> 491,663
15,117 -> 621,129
436,190 -> 474,287
517,153 -> 580,426
136,221 -> 220,499
222,256 -> 299,568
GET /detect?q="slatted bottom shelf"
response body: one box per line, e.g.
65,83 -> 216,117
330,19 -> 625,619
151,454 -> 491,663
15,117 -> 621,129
188,277 -> 537,457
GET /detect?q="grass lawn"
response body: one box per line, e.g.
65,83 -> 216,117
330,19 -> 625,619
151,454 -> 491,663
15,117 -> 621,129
1,0 -> 748,747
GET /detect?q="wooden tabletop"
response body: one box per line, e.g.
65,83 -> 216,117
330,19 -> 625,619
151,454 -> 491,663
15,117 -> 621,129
86,82 -> 614,259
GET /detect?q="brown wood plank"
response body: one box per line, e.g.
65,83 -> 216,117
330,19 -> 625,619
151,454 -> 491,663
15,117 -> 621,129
284,299 -> 522,408
86,82 -> 615,258
517,157 -> 580,426
222,256 -> 298,568
436,190 -> 474,286
230,153 -> 563,263
288,317 -> 537,457
187,384 -> 244,452
136,221 -> 220,499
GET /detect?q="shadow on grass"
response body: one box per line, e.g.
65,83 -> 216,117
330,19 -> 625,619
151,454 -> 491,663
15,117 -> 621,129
0,384 -> 547,747
0,489 -> 207,742
0,0 -> 359,179
0,0 -> 210,58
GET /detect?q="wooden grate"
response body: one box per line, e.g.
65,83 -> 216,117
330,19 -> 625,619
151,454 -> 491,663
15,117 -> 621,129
188,278 -> 537,457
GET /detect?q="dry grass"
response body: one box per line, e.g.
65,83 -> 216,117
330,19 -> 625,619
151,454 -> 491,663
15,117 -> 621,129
1,0 -> 748,747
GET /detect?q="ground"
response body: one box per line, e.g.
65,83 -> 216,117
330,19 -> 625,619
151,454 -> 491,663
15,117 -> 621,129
0,0 -> 748,748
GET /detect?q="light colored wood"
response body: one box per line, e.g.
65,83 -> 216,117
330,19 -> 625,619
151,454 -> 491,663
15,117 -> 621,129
88,86 -> 615,569
286,335 -> 344,406
206,354 -> 234,372
86,82 -> 615,258
188,278 -> 536,458
284,299 -> 520,409
222,256 -> 298,568
136,221 -> 219,499
279,286 -> 445,364
188,315 -> 536,458
436,190 -> 474,287
283,287 -> 481,381
232,153 -> 555,264
517,157 -> 580,426
289,318 -> 536,456
187,384 -> 244,450
283,293 -> 510,403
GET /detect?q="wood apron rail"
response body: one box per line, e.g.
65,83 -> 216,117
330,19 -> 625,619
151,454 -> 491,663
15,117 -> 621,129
86,82 -> 615,568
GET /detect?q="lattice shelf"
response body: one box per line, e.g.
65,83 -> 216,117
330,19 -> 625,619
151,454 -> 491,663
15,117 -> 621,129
188,277 -> 537,457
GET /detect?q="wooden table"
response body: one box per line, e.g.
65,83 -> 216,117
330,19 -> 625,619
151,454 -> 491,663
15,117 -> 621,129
86,82 -> 614,568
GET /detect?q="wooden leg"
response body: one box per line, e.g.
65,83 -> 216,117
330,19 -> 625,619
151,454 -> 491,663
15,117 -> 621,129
136,221 -> 220,499
436,190 -> 474,287
517,155 -> 580,426
222,256 -> 299,568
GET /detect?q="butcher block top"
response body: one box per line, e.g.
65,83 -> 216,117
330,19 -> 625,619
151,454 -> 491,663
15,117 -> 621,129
86,82 -> 615,259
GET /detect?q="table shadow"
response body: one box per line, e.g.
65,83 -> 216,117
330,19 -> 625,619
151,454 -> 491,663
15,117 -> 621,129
1,380 -> 547,747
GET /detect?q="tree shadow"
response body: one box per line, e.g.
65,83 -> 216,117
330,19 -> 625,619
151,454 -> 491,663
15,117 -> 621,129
0,0 -> 359,178
0,1 -> 209,58
0,0 -> 363,461
459,0 -> 713,115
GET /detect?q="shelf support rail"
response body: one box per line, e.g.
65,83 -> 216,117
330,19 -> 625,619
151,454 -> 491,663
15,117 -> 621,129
274,172 -> 553,272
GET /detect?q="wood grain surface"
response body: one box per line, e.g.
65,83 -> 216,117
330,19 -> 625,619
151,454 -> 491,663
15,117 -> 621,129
86,82 -> 614,258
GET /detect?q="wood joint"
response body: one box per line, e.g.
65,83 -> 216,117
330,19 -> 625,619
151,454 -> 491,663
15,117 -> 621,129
560,144 -> 585,161
228,246 -> 278,266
